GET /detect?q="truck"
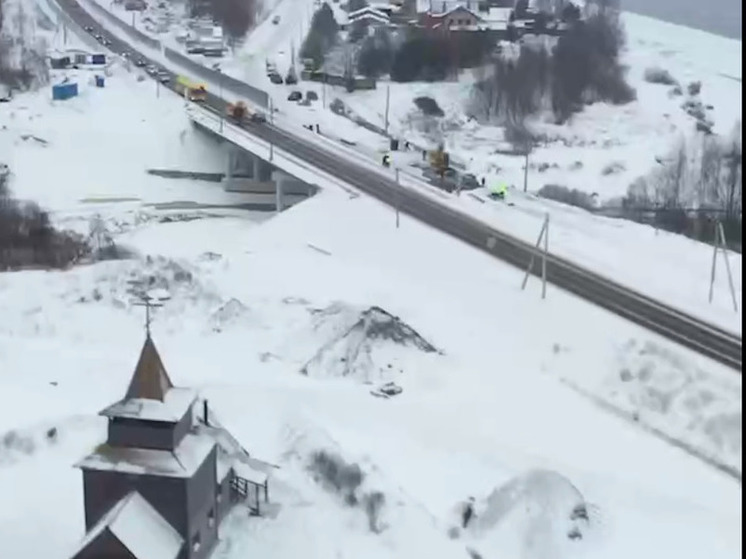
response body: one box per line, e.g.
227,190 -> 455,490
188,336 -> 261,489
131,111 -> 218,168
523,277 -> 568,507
226,101 -> 267,124
174,75 -> 207,102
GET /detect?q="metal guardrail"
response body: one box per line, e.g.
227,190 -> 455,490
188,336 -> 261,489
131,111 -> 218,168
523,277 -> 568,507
84,0 -> 161,50
163,47 -> 269,108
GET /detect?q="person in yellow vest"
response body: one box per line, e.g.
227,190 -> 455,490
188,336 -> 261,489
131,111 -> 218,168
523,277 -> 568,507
488,182 -> 508,200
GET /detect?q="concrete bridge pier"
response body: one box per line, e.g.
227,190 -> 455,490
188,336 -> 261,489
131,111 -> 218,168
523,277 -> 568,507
271,170 -> 310,213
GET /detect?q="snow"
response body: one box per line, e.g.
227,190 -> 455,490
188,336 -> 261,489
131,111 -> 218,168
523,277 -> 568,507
100,387 -> 196,422
76,432 -> 216,477
68,491 -> 183,559
0,3 -> 742,559
76,0 -> 743,334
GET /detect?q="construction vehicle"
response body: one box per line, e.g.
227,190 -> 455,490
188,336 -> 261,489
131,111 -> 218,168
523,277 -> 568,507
226,101 -> 267,124
428,144 -> 450,178
174,75 -> 207,102
226,100 -> 248,121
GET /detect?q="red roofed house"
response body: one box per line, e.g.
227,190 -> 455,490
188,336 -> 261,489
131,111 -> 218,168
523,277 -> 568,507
68,334 -> 274,559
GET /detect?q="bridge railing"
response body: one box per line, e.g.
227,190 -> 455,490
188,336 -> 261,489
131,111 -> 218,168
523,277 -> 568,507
83,0 -> 161,50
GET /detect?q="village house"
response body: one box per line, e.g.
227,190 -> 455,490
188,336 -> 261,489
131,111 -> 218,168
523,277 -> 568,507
67,333 -> 274,559
348,5 -> 392,28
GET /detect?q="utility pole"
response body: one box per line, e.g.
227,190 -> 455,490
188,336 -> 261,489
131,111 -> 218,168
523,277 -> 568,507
269,97 -> 274,162
384,85 -> 390,134
395,167 -> 400,229
521,213 -> 550,299
322,73 -> 327,109
523,142 -> 530,193
708,220 -> 739,312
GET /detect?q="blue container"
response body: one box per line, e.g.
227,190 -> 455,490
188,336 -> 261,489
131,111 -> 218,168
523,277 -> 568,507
91,53 -> 106,65
95,75 -> 105,88
52,82 -> 79,101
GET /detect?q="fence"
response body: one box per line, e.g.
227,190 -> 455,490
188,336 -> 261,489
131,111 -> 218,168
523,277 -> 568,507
84,0 -> 161,50
300,70 -> 376,91
163,47 -> 269,108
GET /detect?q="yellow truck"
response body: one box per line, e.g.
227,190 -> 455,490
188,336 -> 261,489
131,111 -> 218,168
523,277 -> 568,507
174,75 -> 207,102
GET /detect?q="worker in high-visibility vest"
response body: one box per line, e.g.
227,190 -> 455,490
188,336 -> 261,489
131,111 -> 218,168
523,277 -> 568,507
489,182 -> 508,200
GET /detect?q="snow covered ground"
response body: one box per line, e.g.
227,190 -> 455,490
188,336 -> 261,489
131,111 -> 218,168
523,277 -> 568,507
1,8 -> 742,558
74,0 -> 743,333
1,31 -> 743,559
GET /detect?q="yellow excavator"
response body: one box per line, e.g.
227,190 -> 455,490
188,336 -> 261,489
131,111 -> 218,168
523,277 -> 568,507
226,100 -> 248,121
428,144 -> 450,178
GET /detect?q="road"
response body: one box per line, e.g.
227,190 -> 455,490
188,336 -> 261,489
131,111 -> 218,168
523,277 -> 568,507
59,0 -> 742,371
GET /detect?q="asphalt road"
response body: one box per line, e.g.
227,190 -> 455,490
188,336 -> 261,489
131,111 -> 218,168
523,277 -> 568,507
60,0 -> 742,371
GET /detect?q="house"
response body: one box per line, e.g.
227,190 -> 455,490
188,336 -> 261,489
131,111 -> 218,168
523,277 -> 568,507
68,334 -> 273,559
421,5 -> 483,30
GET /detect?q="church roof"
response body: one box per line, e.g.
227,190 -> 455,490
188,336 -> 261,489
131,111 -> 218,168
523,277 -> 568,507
68,491 -> 183,559
98,336 -> 195,422
126,335 -> 174,401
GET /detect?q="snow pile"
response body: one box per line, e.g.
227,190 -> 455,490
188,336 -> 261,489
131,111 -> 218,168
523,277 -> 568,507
300,304 -> 440,382
462,470 -> 603,559
208,297 -> 257,333
555,338 -> 742,475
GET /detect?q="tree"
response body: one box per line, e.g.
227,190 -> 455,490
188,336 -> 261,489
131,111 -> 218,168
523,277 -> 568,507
300,3 -> 339,66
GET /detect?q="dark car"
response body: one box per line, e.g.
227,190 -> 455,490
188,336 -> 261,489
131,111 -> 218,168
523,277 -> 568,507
306,90 -> 319,101
158,72 -> 171,84
135,58 -> 146,67
249,112 -> 267,123
85,25 -> 93,32
269,73 -> 283,84
287,90 -> 302,101
459,173 -> 480,190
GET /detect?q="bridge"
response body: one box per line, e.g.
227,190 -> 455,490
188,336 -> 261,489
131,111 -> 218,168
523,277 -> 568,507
54,0 -> 743,371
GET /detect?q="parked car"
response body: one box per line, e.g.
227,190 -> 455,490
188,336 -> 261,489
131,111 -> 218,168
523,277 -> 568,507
272,15 -> 281,24
306,90 -> 318,101
285,72 -> 298,85
269,73 -> 283,84
459,173 -> 480,190
287,90 -> 302,101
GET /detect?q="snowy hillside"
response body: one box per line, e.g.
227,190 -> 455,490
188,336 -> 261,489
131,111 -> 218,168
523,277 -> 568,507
0,3 -> 742,559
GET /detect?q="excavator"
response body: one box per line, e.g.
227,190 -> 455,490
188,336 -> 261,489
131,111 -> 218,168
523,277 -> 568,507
428,144 -> 450,178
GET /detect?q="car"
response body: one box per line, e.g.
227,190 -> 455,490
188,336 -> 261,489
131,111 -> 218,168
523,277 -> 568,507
269,73 -> 283,84
306,90 -> 318,101
135,58 -> 146,67
94,34 -> 103,41
272,15 -> 280,24
158,72 -> 171,83
103,39 -> 111,46
146,65 -> 158,75
459,173 -> 480,190
249,112 -> 267,123
85,25 -> 93,32
287,90 -> 302,101
285,72 -> 298,85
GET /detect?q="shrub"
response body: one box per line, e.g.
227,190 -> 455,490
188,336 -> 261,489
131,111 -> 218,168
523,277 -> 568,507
414,96 -> 444,117
644,66 -> 677,86
537,184 -> 596,210
0,169 -> 89,270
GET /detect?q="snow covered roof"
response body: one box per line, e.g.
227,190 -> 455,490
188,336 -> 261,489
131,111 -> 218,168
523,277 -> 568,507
99,335 -> 196,422
486,7 -> 512,21
349,6 -> 391,23
99,387 -> 196,422
233,461 -> 268,486
76,433 -> 215,478
69,492 -> 183,559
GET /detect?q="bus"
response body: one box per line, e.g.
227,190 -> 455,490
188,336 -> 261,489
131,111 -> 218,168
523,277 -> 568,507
174,76 -> 207,102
